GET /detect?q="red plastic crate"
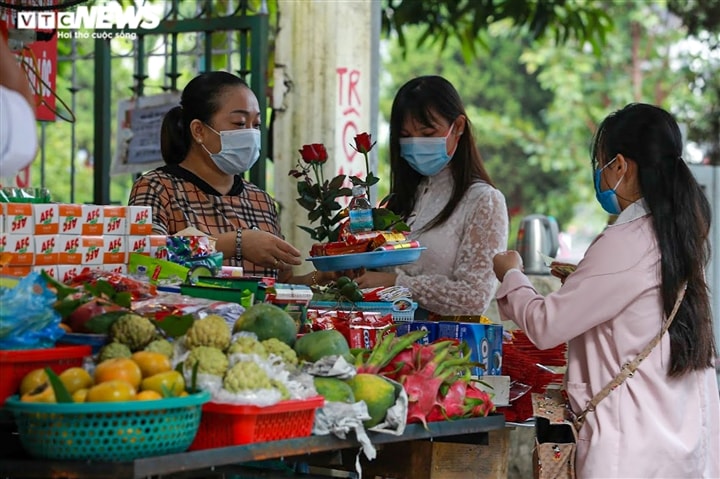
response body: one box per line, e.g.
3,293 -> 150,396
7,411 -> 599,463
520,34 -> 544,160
0,345 -> 92,403
189,396 -> 325,450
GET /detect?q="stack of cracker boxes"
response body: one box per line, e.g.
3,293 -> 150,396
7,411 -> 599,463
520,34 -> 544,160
0,204 -> 168,283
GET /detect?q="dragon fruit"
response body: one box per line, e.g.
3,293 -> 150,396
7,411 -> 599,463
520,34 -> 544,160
354,327 -> 495,429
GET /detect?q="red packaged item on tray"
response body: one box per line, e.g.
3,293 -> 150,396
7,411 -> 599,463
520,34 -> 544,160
348,312 -> 393,349
345,231 -> 382,245
323,240 -> 371,256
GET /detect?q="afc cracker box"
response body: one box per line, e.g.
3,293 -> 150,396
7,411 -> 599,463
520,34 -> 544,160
0,233 -> 34,265
148,234 -> 168,259
103,206 -> 127,235
32,203 -> 59,235
58,235 -> 82,265
81,204 -> 103,235
33,265 -> 58,279
3,203 -> 33,235
34,234 -> 59,266
58,204 -> 82,235
79,236 -> 104,265
128,235 -> 150,256
57,264 -> 87,283
103,235 -> 127,264
127,206 -> 152,235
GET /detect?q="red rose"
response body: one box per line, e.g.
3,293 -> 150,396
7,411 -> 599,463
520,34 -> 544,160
299,144 -> 328,164
353,132 -> 375,154
312,143 -> 328,163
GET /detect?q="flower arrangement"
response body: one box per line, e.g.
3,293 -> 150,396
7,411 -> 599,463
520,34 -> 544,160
289,132 -> 408,243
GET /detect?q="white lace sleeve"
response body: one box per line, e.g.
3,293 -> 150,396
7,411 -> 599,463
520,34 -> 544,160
396,187 -> 508,316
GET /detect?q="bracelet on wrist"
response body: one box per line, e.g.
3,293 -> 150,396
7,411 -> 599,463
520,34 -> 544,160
311,270 -> 319,287
235,229 -> 243,260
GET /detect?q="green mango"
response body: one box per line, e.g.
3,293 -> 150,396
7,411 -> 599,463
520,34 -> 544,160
346,373 -> 396,428
313,376 -> 355,403
294,329 -> 351,363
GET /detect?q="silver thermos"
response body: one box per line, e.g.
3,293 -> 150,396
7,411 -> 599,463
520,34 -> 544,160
516,214 -> 560,275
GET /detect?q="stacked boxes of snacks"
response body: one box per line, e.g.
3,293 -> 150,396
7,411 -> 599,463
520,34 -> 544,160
0,204 -> 168,281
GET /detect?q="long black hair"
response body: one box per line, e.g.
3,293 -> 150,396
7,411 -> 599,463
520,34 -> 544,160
387,75 -> 494,231
591,103 -> 715,376
160,71 -> 248,165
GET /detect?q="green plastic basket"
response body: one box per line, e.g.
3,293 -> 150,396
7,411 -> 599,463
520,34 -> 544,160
4,391 -> 210,462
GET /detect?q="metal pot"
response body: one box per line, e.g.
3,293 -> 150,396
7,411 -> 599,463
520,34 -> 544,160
516,214 -> 559,275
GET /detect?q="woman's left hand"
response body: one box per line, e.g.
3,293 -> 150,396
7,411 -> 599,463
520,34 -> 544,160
493,250 -> 523,282
355,271 -> 397,289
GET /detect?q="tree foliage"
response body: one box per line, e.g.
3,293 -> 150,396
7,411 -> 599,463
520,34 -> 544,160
379,1 -> 719,249
381,0 -> 613,62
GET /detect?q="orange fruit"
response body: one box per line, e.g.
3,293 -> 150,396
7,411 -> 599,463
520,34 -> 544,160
131,351 -> 172,378
19,368 -> 49,396
72,388 -> 89,403
135,390 -> 163,401
140,370 -> 185,397
20,383 -> 56,403
59,367 -> 93,394
86,380 -> 136,402
94,358 -> 142,389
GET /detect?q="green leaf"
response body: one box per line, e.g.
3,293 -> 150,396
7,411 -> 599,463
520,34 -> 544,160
44,367 -> 73,403
308,208 -> 323,222
348,176 -> 365,186
155,314 -> 195,338
41,271 -> 77,301
328,174 -> 347,190
84,310 -> 129,334
190,361 -> 200,393
86,279 -> 117,299
54,296 -> 91,319
296,197 -> 316,211
113,291 -> 132,309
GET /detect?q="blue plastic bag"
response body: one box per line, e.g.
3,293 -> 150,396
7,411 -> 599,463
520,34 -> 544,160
0,272 -> 65,350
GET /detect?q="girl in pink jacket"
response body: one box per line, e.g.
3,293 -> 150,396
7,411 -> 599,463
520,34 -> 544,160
493,103 -> 719,478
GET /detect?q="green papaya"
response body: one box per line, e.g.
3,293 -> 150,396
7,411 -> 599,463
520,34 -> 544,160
313,376 -> 355,403
232,303 -> 298,347
346,373 -> 396,428
294,329 -> 351,363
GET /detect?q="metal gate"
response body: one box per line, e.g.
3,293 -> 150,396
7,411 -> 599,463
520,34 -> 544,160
6,0 -> 270,205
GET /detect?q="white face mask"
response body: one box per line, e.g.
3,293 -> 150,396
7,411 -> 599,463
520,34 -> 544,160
201,125 -> 261,175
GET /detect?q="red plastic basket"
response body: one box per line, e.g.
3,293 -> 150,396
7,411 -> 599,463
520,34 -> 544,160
189,396 -> 325,450
0,345 -> 92,404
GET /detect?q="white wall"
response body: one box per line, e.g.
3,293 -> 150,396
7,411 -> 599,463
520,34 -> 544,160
273,0 -> 380,273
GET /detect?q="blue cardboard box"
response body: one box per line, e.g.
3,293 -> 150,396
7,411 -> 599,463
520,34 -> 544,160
459,323 -> 503,377
395,320 -> 437,344
436,322 -> 503,377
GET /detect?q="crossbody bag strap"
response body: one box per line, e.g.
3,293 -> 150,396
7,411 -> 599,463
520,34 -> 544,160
574,284 -> 687,427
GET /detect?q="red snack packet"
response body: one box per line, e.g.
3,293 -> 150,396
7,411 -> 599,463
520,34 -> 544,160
348,312 -> 393,349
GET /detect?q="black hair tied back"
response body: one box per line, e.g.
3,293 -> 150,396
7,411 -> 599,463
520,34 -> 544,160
160,105 -> 189,165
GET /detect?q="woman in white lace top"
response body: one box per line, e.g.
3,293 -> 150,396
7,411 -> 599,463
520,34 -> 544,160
355,76 -> 508,318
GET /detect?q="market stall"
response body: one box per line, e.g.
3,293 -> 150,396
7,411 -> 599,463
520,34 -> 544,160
0,192 -> 524,479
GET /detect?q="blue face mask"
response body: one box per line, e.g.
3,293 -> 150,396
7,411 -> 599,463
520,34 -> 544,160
399,124 -> 455,176
594,156 -> 625,215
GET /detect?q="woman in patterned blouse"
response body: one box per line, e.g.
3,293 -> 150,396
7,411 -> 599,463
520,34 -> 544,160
355,76 -> 509,318
128,71 -> 315,282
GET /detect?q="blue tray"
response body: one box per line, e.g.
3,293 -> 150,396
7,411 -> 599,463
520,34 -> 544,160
306,247 -> 426,272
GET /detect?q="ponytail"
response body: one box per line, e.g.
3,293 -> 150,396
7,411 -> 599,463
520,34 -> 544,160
160,106 -> 188,165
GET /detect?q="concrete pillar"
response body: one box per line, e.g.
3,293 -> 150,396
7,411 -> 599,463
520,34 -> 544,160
273,0 -> 380,273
